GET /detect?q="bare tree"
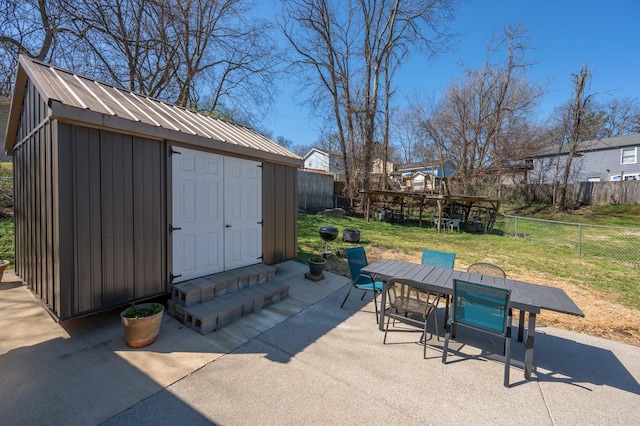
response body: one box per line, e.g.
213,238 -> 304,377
590,97 -> 640,138
66,0 -> 282,119
555,64 -> 593,210
421,25 -> 543,195
0,0 -> 72,96
280,0 -> 456,195
392,104 -> 428,164
1,0 -> 283,125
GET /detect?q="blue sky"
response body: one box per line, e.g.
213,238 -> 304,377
262,0 -> 640,147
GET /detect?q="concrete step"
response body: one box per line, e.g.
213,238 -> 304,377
166,264 -> 289,334
170,264 -> 276,307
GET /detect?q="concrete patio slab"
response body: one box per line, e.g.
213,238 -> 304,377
1,261 -> 638,425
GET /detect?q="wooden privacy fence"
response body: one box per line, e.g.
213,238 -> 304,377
298,170 -> 335,212
526,180 -> 640,205
297,172 -> 639,214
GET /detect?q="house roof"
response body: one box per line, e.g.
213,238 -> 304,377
302,147 -> 342,161
4,55 -> 302,167
397,160 -> 454,171
529,133 -> 640,157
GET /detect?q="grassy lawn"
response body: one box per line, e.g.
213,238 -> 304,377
502,203 -> 640,227
297,212 -> 640,311
1,199 -> 637,312
0,216 -> 13,266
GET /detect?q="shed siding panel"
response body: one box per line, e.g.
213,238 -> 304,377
12,80 -> 57,314
14,123 -> 54,310
262,163 -> 297,264
67,126 -> 167,318
14,121 -> 167,319
262,163 -> 276,263
274,166 -> 286,257
132,137 -> 166,297
44,124 -> 54,306
100,132 -> 136,305
57,123 -> 74,318
285,165 -> 298,259
72,126 -> 103,312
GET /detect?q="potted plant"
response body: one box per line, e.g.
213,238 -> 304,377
308,257 -> 326,276
0,260 -> 9,282
120,303 -> 164,348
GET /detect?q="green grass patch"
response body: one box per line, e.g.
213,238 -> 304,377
298,213 -> 640,311
0,216 -> 13,266
502,203 -> 640,227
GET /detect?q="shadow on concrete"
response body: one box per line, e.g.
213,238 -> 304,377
2,263 -> 639,425
0,274 -> 218,424
533,331 -> 640,394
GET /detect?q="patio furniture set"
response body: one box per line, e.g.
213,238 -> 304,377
341,247 -> 584,388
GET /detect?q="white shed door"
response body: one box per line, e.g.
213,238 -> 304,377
171,148 -> 262,283
224,156 -> 262,270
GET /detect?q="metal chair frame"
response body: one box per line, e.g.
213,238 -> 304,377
383,277 -> 441,358
341,247 -> 383,322
442,279 -> 513,387
466,262 -> 507,279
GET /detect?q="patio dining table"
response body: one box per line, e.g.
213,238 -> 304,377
362,259 -> 585,380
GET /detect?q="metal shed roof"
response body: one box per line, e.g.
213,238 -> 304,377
4,55 -> 302,167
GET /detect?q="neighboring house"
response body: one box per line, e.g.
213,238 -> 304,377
371,158 -> 396,175
398,160 -> 456,191
302,148 -> 344,173
528,134 -> 640,184
3,55 -> 302,320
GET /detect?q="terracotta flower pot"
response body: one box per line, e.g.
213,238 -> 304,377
0,260 -> 9,282
120,303 -> 164,348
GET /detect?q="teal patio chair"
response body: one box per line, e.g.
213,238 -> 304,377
421,249 -> 455,269
421,249 -> 455,325
341,247 -> 384,322
442,279 -> 513,387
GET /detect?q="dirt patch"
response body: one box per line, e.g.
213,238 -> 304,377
326,248 -> 640,347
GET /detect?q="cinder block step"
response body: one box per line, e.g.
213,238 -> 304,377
182,282 -> 289,334
167,264 -> 286,334
171,264 -> 275,306
251,281 -> 289,305
228,264 -> 276,289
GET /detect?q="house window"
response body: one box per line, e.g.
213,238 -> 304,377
621,147 -> 637,164
611,173 -> 640,181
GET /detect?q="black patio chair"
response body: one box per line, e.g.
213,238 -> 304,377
383,277 -> 442,358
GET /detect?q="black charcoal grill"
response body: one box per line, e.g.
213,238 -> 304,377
319,225 -> 339,257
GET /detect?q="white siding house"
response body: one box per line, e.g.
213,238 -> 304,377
303,148 -> 344,173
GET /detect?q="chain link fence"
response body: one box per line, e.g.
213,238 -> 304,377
500,215 -> 640,266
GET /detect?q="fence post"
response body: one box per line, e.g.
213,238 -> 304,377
578,223 -> 582,256
514,216 -> 518,237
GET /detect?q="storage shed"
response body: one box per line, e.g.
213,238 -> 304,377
3,55 -> 302,320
